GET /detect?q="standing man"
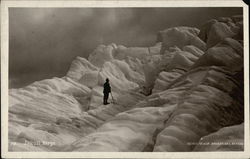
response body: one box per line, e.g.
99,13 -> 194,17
103,78 -> 111,105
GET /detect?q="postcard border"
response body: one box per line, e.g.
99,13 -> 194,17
1,0 -> 249,158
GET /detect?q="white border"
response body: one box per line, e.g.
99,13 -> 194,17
1,0 -> 249,158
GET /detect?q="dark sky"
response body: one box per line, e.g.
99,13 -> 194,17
9,7 -> 243,88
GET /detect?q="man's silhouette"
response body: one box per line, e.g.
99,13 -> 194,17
103,78 -> 111,105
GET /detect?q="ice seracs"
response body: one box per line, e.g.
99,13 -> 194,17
159,26 -> 206,53
198,15 -> 243,49
9,15 -> 244,152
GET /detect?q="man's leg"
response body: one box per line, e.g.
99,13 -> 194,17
106,93 -> 109,104
103,93 -> 107,104
103,93 -> 109,105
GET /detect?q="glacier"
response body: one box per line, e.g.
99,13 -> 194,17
8,15 -> 244,152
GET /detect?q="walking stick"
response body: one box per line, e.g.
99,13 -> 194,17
110,92 -> 115,104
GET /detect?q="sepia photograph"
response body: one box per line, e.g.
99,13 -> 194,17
1,0 -> 249,158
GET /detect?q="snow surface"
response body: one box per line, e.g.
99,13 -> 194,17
194,123 -> 244,151
9,15 -> 244,152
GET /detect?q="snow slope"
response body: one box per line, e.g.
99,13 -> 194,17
8,15 -> 244,152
